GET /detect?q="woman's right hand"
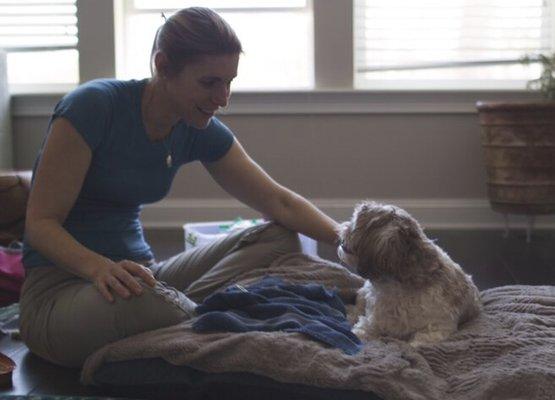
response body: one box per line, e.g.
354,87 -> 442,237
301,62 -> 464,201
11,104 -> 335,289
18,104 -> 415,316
92,260 -> 158,303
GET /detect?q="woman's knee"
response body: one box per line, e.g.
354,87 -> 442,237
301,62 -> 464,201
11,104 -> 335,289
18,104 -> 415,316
104,280 -> 196,343
257,222 -> 302,253
22,280 -> 196,368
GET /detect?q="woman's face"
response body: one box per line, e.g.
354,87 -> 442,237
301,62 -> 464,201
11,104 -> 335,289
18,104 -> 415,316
165,53 -> 239,129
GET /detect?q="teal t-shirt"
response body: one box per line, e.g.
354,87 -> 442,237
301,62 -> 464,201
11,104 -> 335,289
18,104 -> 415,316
22,78 -> 235,269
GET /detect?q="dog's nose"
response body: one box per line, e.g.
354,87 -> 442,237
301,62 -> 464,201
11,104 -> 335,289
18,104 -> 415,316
337,246 -> 346,263
338,245 -> 360,269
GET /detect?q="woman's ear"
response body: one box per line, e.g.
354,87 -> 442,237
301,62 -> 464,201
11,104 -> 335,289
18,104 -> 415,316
153,51 -> 171,79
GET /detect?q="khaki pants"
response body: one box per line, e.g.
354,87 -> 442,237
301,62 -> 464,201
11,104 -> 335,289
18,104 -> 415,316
19,222 -> 301,368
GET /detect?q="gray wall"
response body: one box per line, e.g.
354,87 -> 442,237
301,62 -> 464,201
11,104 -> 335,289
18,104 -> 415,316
178,114 -> 488,199
12,112 -> 487,198
13,90 -> 555,230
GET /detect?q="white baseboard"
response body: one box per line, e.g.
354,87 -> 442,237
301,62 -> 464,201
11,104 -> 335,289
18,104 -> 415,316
140,198 -> 555,230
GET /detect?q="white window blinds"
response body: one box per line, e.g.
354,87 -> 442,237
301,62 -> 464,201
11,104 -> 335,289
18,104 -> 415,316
354,0 -> 554,89
0,0 -> 78,85
117,0 -> 313,90
0,0 -> 77,51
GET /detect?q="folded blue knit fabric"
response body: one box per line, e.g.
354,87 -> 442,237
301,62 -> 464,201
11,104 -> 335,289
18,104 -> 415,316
193,276 -> 362,355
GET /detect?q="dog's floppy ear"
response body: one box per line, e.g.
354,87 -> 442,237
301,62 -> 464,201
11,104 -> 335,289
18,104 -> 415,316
405,241 -> 443,283
372,220 -> 441,285
398,224 -> 443,285
369,224 -> 412,279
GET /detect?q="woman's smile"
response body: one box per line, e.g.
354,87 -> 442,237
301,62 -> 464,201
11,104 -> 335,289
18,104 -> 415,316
197,106 -> 217,116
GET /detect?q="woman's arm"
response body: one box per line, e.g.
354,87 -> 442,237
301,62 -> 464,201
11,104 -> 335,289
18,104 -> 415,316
202,140 -> 340,245
25,118 -> 155,302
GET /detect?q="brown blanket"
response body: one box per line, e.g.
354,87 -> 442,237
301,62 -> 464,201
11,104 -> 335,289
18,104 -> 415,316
81,254 -> 555,400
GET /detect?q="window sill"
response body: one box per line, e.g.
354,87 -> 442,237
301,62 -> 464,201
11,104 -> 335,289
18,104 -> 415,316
9,83 -> 77,96
10,86 -> 543,117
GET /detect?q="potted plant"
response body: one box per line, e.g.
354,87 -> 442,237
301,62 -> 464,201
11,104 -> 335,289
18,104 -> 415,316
521,53 -> 555,100
476,53 -> 555,239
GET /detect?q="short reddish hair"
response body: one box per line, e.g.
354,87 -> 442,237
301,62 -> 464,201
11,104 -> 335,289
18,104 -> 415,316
150,7 -> 243,77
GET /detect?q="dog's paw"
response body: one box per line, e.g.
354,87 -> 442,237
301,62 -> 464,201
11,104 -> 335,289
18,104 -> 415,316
409,339 -> 426,348
409,335 -> 438,348
409,330 -> 451,347
352,324 -> 381,342
352,327 -> 365,339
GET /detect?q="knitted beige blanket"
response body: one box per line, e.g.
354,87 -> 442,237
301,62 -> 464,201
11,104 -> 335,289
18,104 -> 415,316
81,254 -> 555,400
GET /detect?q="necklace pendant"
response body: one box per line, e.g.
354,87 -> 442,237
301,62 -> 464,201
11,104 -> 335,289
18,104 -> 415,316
166,154 -> 172,168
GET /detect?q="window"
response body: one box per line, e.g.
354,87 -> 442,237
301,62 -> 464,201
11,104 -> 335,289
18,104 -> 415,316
5,1 -> 553,93
0,0 -> 78,85
354,0 -> 554,89
116,0 -> 313,90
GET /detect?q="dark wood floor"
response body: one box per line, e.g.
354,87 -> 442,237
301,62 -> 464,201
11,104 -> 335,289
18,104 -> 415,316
1,228 -> 554,397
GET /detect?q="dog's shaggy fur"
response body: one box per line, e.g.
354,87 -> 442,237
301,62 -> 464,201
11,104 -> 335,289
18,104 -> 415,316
337,201 -> 481,347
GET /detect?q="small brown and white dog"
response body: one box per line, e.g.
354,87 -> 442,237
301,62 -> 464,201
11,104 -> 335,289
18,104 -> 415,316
338,201 -> 481,347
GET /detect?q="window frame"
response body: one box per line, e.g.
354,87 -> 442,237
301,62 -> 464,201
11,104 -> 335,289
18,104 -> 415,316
114,0 -> 315,90
9,0 -> 552,105
115,0 -> 555,91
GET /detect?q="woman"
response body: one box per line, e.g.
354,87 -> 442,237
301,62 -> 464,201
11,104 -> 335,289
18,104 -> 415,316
20,7 -> 339,368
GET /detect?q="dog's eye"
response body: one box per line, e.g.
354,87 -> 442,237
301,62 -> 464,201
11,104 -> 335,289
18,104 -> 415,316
340,240 -> 355,255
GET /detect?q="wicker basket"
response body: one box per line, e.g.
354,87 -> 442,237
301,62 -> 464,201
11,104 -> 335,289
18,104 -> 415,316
476,101 -> 555,215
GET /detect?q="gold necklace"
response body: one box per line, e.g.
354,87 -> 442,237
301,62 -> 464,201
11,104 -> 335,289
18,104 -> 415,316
162,132 -> 173,168
144,81 -> 175,168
